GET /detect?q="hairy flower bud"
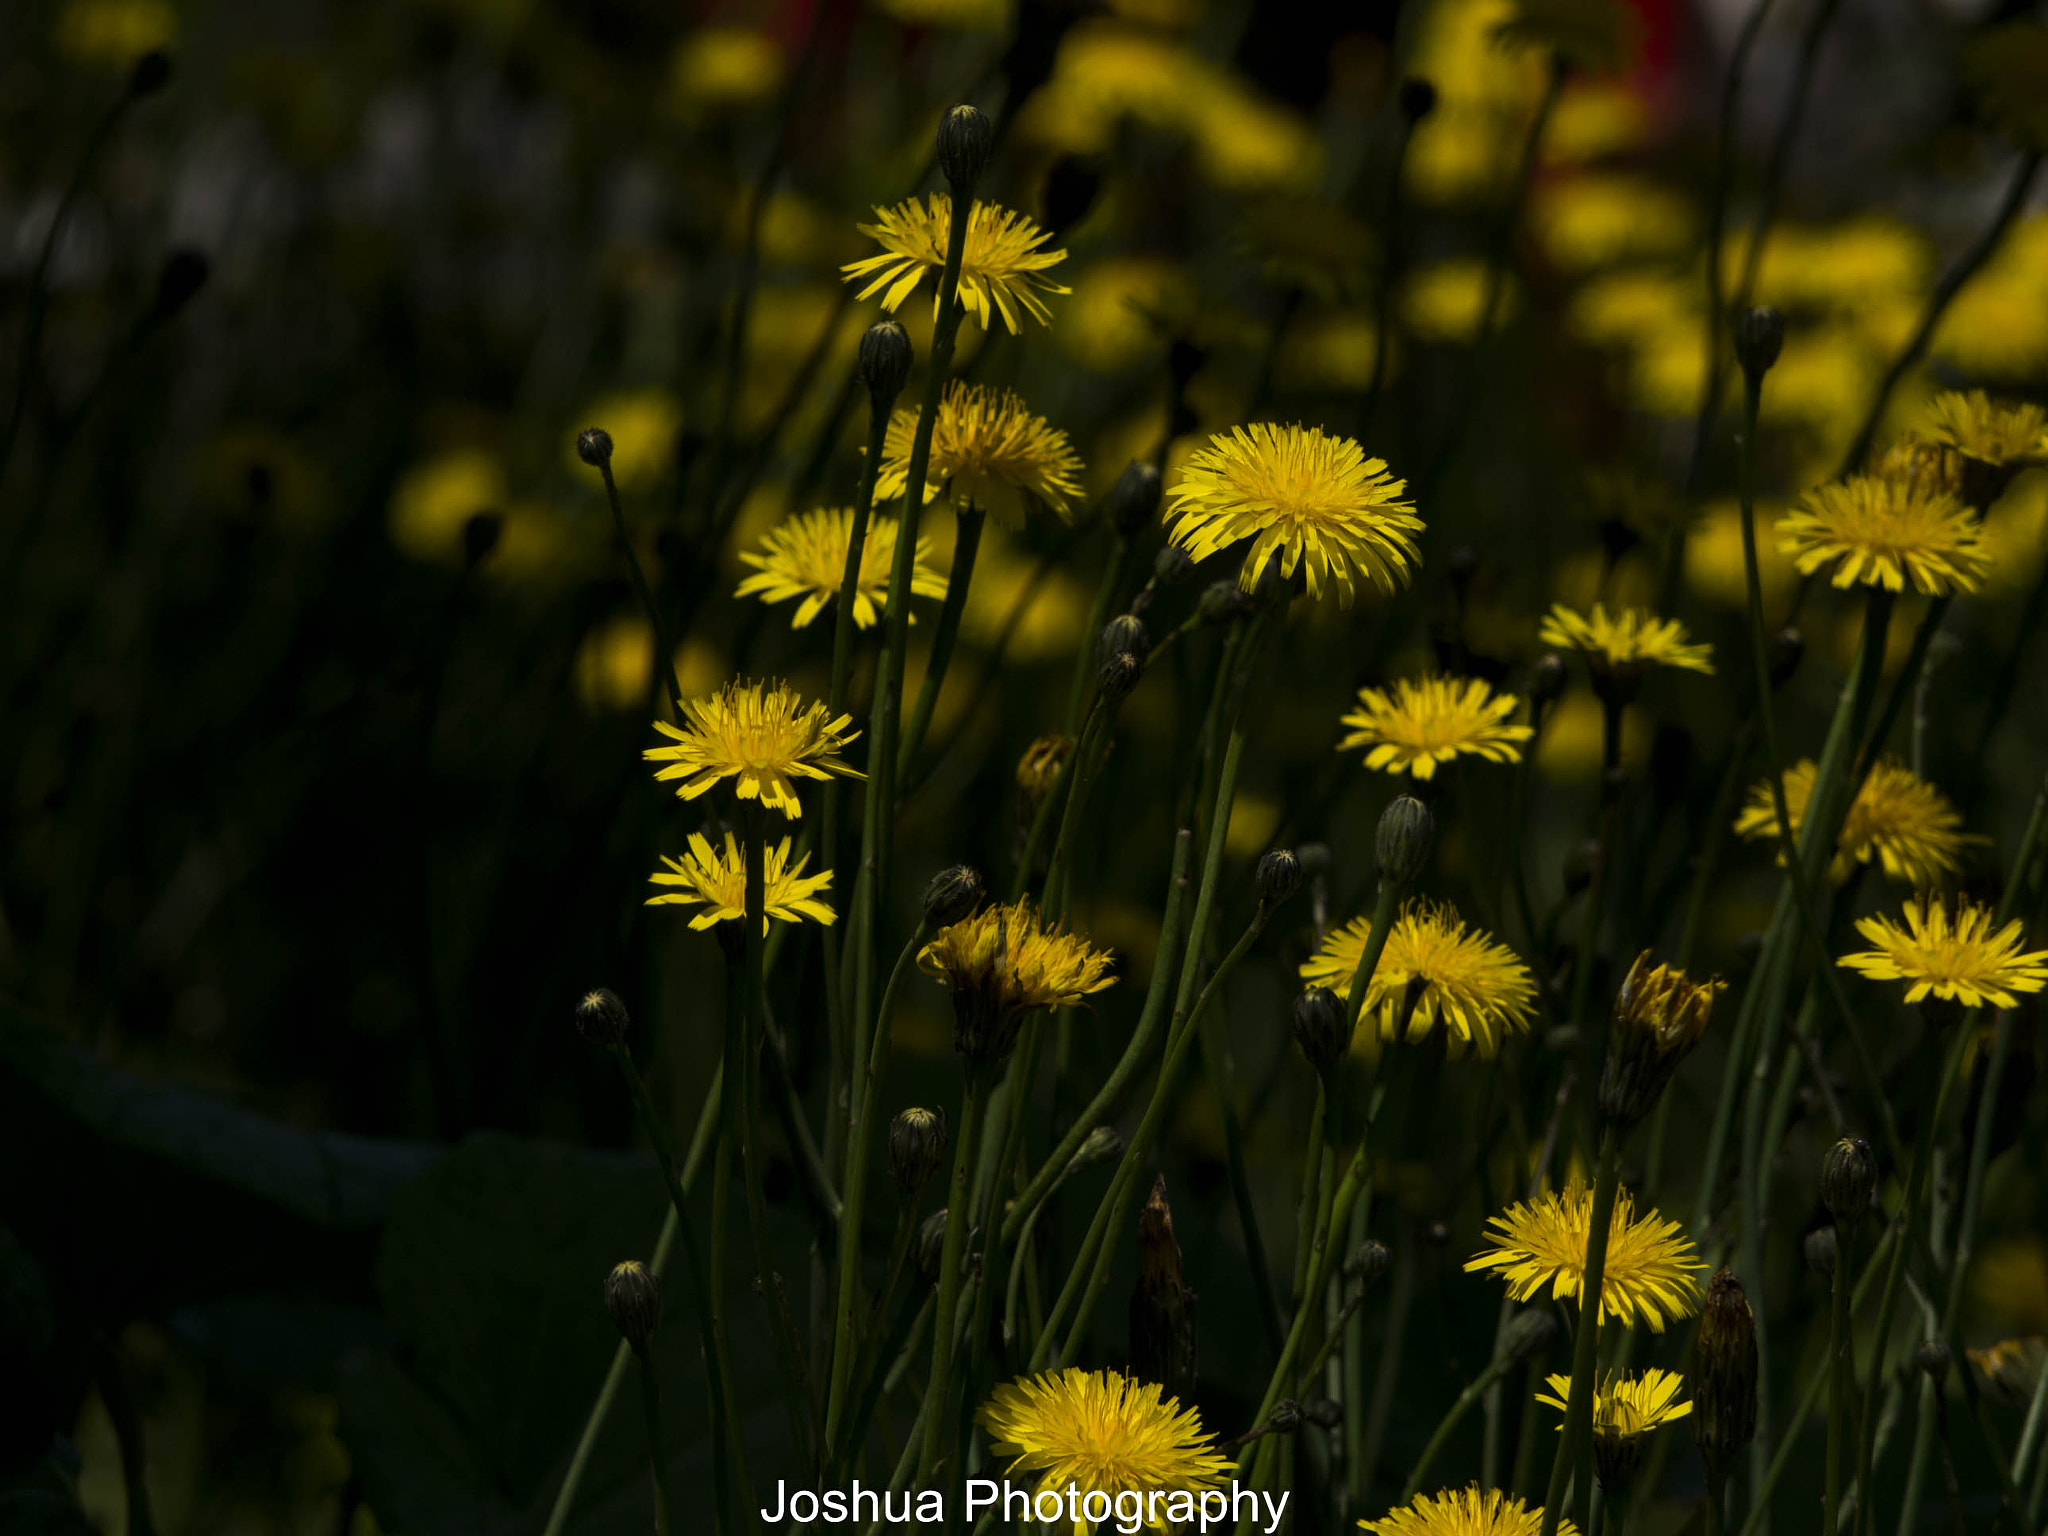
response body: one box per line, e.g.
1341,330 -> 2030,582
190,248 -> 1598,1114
1107,460 -> 1164,538
1128,1176 -> 1198,1401
889,1108 -> 948,1197
1197,580 -> 1252,625
937,104 -> 994,192
1692,1268 -> 1759,1480
1352,1238 -> 1391,1279
1153,545 -> 1195,586
858,320 -> 914,408
922,864 -> 985,929
1375,795 -> 1435,888
917,1209 -> 951,1285
575,987 -> 630,1048
1255,849 -> 1301,907
1600,951 -> 1725,1128
1292,986 -> 1354,1074
1916,1339 -> 1953,1379
1098,649 -> 1144,707
1097,614 -> 1151,672
1821,1136 -> 1877,1225
1267,1400 -> 1304,1434
1502,1307 -> 1559,1364
1734,306 -> 1785,379
575,427 -> 614,468
1072,1125 -> 1123,1169
603,1260 -> 662,1350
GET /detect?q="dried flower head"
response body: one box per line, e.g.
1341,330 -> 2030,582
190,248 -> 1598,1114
1838,895 -> 2048,1009
1337,675 -> 1534,780
646,831 -> 837,933
1734,758 -> 1980,889
842,195 -> 1070,332
875,381 -> 1084,528
1467,1179 -> 1706,1331
735,508 -> 947,629
645,679 -> 861,818
1692,1268 -> 1758,1478
1778,475 -> 1988,596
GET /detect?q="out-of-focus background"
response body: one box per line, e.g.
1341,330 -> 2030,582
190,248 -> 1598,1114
5,0 -> 2048,1530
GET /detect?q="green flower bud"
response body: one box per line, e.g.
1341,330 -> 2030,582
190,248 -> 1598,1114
1375,795 -> 1435,888
1821,1136 -> 1876,1225
575,987 -> 630,1048
1292,986 -> 1354,1074
576,427 -> 613,467
1097,614 -> 1151,671
603,1260 -> 662,1350
921,864 -> 985,930
1734,306 -> 1785,378
1804,1225 -> 1838,1277
888,1107 -> 948,1197
937,104 -> 994,192
1107,461 -> 1164,537
858,320 -> 913,409
1255,848 -> 1301,906
1502,1307 -> 1559,1364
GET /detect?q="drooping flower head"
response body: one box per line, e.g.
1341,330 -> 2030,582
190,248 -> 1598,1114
1300,901 -> 1538,1058
876,381 -> 1084,527
735,507 -> 947,629
978,1368 -> 1233,1526
1734,758 -> 1980,889
1601,952 -> 1724,1126
1538,602 -> 1714,680
1360,1484 -> 1579,1536
1466,1179 -> 1706,1331
1336,675 -> 1534,780
841,194 -> 1070,332
646,831 -> 837,933
1535,1369 -> 1691,1487
1777,475 -> 1989,595
1165,424 -> 1423,606
1838,895 -> 2048,1008
919,899 -> 1116,1062
644,679 -> 862,818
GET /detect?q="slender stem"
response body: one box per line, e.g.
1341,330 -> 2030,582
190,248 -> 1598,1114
1290,1084 -> 1329,1302
1705,1472 -> 1727,1536
1542,1126 -> 1622,1536
897,504 -> 985,790
632,1345 -> 674,1536
1361,112 -> 1423,435
1400,1317 -> 1526,1501
1825,1224 -> 1854,1536
591,456 -> 686,718
1344,880 -> 1406,1031
1064,529 -> 1131,733
1199,994 -> 1286,1354
920,1058 -> 992,1482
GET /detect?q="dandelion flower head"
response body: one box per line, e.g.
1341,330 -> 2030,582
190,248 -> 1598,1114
876,381 -> 1084,528
1535,1367 -> 1692,1437
842,194 -> 1070,333
1360,1484 -> 1580,1536
735,507 -> 947,629
1466,1178 -> 1706,1331
921,899 -> 1116,1059
1539,602 -> 1714,677
1300,900 -> 1539,1058
978,1368 -> 1233,1525
644,678 -> 862,818
1165,423 -> 1423,606
1777,475 -> 1988,595
1337,675 -> 1534,780
1734,758 -> 1979,889
646,830 -> 836,933
1838,895 -> 2048,1009
1924,389 -> 2048,469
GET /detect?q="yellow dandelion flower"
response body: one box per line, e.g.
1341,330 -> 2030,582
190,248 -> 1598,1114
1466,1178 -> 1706,1331
1838,896 -> 2048,1009
734,508 -> 947,629
1361,1484 -> 1580,1536
1539,602 -> 1714,677
644,678 -> 861,818
646,830 -> 836,933
1969,1337 -> 2045,1408
1733,758 -> 1979,889
978,1368 -> 1233,1525
1923,389 -> 2048,469
875,381 -> 1083,528
1300,901 -> 1539,1058
1532,173 -> 1695,272
1777,475 -> 1989,596
1536,1368 -> 1690,1485
1165,423 -> 1423,605
920,899 -> 1116,1060
1337,675 -> 1534,780
841,195 -> 1071,333
1017,734 -> 1076,797
1404,258 -> 1518,344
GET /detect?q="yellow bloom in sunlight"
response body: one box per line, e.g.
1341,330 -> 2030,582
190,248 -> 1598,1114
1363,1484 -> 1579,1536
1923,390 -> 2048,469
842,195 -> 1071,333
1539,603 -> 1713,677
1536,1369 -> 1690,1485
1166,424 -> 1423,605
668,27 -> 784,112
644,679 -> 861,818
1838,895 -> 2048,1009
1468,1179 -> 1705,1330
875,381 -> 1084,527
646,830 -> 835,933
1778,475 -> 1989,596
735,508 -> 946,629
920,899 -> 1115,1061
1301,901 -> 1539,1058
978,1369 -> 1232,1521
1734,758 -> 1979,889
1336,676 -> 1533,779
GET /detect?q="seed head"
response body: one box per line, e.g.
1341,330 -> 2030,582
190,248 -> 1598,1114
603,1260 -> 662,1349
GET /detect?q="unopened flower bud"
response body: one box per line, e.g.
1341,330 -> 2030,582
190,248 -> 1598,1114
1600,951 -> 1725,1128
1097,614 -> 1151,671
937,104 -> 994,192
1529,653 -> 1567,706
1293,986 -> 1354,1074
1072,1125 -> 1123,1169
576,427 -> 614,468
1397,76 -> 1438,122
1197,580 -> 1251,625
1821,1136 -> 1877,1225
889,1108 -> 948,1196
603,1260 -> 662,1350
1375,795 -> 1435,888
1916,1339 -> 1952,1379
1692,1269 -> 1759,1480
1129,1176 -> 1198,1400
1041,153 -> 1103,237
1256,849 -> 1301,906
859,320 -> 914,408
1734,306 -> 1785,379
1353,1239 -> 1391,1280
1267,1400 -> 1303,1434
1303,1398 -> 1344,1430
575,987 -> 630,1048
917,1209 -> 951,1285
1153,545 -> 1195,586
1107,461 -> 1164,538
922,865 -> 985,929
1502,1307 -> 1559,1364
1767,627 -> 1804,690
1804,1225 -> 1838,1277
1098,650 -> 1143,706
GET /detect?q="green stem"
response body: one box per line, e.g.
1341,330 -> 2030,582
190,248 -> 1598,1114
591,455 -> 686,719
1290,1085 -> 1328,1303
633,1345 -> 674,1536
898,504 -> 985,790
1200,995 -> 1286,1354
1825,1224 -> 1853,1536
1065,530 -> 1131,733
1542,1126 -> 1622,1536
1400,1314 -> 1526,1501
920,1058 -> 993,1483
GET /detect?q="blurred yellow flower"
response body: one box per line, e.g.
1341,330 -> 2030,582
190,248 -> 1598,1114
1055,258 -> 1193,373
1568,270 -> 1696,352
1189,88 -> 1324,193
388,447 -> 505,565
1491,0 -> 1640,72
1545,80 -> 1653,163
1973,1239 -> 2048,1334
1735,758 -> 1979,889
575,616 -> 655,712
668,28 -> 784,114
1533,175 -> 1694,271
1540,602 -> 1714,676
1279,308 -> 1385,391
1931,220 -> 2048,376
54,0 -> 176,63
962,532 -> 1095,660
1224,793 -> 1281,858
1978,470 -> 2048,593
1741,219 -> 1929,312
571,390 -> 683,493
1404,259 -> 1517,344
1924,390 -> 2048,469
1684,501 -> 1797,610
